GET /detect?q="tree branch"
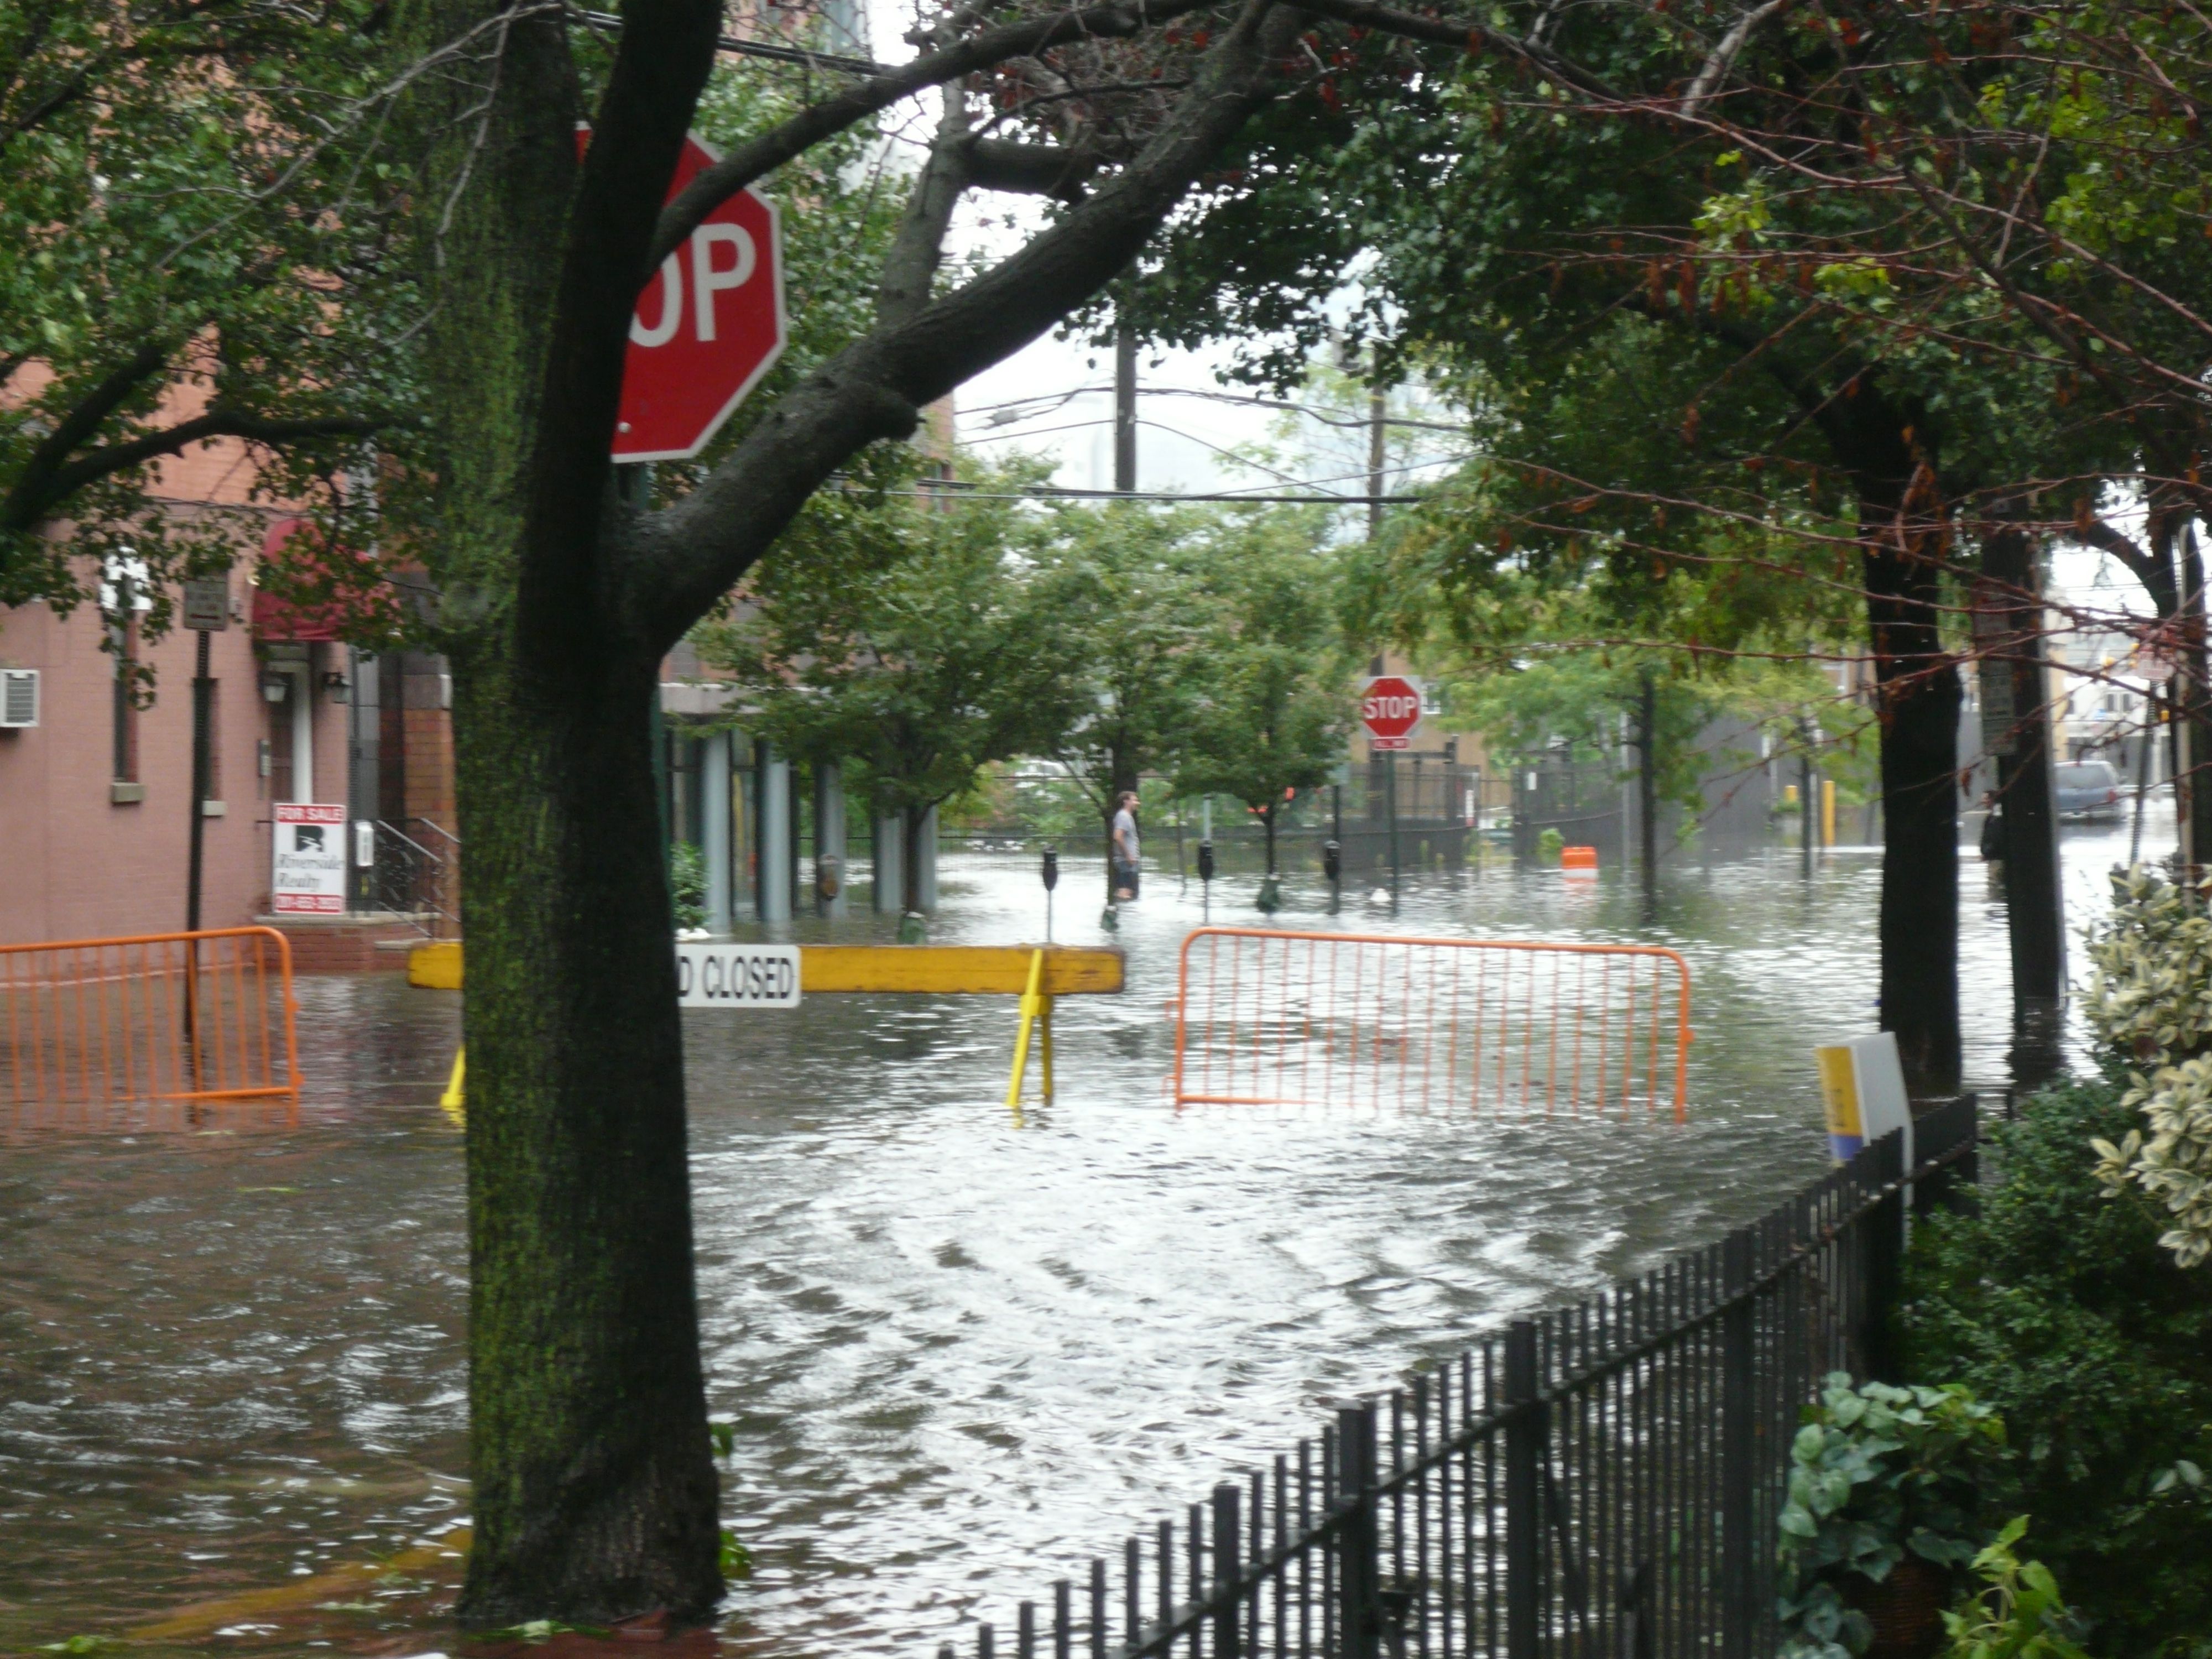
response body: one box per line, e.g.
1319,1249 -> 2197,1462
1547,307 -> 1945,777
645,0 -> 1218,271
875,90 -> 977,327
1679,0 -> 1804,116
965,136 -> 1101,198
4,342 -> 169,531
2077,514 -> 2179,614
4,404 -> 378,533
1288,0 -> 1625,104
633,0 -> 1303,647
516,0 -> 717,659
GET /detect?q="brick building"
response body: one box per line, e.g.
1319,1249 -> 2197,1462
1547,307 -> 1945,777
0,418 -> 454,958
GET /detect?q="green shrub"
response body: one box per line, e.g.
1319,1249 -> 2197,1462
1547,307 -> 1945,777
1900,1076 -> 2212,1657
1941,1518 -> 2091,1659
1777,1374 -> 2005,1659
669,841 -> 707,930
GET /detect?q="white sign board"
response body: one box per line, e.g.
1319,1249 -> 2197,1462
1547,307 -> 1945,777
181,577 -> 229,632
272,803 -> 348,914
1814,1031 -> 1913,1168
676,942 -> 801,1009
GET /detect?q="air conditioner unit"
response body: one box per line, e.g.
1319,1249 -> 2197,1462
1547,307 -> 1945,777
0,669 -> 38,729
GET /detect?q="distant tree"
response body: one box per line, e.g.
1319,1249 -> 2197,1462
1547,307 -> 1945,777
1032,502 -> 1216,894
701,476 -> 1086,910
1175,512 -> 1349,886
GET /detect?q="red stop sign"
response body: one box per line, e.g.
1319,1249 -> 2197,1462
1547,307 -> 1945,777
599,131 -> 786,463
1360,675 -> 1423,750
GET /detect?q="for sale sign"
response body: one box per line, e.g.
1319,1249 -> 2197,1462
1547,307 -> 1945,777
272,803 -> 348,915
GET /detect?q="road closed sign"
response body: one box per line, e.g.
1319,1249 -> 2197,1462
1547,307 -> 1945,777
676,942 -> 801,1009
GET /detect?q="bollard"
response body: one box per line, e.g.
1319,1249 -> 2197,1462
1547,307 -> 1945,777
1333,1399 -> 1381,1659
1042,845 -> 1058,942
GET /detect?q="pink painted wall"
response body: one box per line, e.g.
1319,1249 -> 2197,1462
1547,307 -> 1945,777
0,579 -> 349,945
1,377 -> 355,944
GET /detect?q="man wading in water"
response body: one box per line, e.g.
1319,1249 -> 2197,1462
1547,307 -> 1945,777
1112,791 -> 1141,902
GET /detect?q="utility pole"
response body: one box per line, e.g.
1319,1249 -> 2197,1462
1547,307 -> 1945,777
1367,383 -> 1386,541
1114,310 -> 1138,494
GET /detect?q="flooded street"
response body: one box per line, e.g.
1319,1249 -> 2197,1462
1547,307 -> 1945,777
0,816 -> 2148,1657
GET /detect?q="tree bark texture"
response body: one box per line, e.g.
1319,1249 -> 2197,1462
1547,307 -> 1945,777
1860,473 -> 1964,1093
1979,524 -> 2065,1008
452,647 -> 721,1624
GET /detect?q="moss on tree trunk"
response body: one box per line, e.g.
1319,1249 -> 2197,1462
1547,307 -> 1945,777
451,642 -> 722,1624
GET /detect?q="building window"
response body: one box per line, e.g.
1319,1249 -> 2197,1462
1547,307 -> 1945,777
101,557 -> 149,795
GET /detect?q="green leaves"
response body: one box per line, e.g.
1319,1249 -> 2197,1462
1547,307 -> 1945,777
2081,868 -> 2212,1269
1900,1075 -> 2212,1653
1777,1375 -> 2005,1659
1939,1519 -> 2091,1659
718,1527 -> 753,1580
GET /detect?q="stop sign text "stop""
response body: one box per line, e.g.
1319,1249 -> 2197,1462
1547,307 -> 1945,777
1360,675 -> 1423,750
584,127 -> 787,463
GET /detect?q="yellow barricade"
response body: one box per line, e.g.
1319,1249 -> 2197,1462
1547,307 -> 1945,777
424,943 -> 1121,1114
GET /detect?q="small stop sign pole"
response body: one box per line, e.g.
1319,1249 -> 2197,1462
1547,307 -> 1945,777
1361,675 -> 1423,908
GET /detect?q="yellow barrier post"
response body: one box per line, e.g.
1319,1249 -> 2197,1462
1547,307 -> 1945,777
1005,948 -> 1055,1110
1822,778 -> 1837,847
440,1046 -> 466,1116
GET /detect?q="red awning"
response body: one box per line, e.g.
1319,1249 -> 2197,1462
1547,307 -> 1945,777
253,517 -> 373,643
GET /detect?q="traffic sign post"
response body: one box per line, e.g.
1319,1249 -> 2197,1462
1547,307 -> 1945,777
181,576 -> 229,937
597,129 -> 787,462
1359,674 -> 1423,750
1361,676 -> 1422,909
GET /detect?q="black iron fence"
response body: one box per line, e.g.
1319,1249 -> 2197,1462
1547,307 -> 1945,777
930,1097 -> 1979,1659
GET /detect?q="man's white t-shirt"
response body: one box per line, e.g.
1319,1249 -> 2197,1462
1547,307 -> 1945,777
1112,807 -> 1139,864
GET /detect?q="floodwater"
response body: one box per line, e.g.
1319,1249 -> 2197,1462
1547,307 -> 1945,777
0,809 -> 2152,1657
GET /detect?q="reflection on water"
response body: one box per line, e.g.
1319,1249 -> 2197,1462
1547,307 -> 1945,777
0,814 -> 2149,1656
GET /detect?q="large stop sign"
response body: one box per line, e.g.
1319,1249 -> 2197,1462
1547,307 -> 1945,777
1360,675 -> 1423,750
603,131 -> 786,463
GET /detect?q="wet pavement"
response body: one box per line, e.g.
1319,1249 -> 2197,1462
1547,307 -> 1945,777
0,812 -> 2148,1657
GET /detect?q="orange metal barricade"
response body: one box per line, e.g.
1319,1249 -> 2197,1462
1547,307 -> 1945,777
1171,928 -> 1692,1121
0,928 -> 301,1118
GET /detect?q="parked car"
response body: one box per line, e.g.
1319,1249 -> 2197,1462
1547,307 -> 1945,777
2053,759 -> 2124,821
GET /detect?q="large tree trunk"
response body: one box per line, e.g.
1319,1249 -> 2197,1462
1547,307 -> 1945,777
1978,523 -> 2065,1011
389,0 -> 1298,1620
1861,477 -> 1964,1093
452,639 -> 722,1625
394,0 -> 723,1622
903,802 -> 929,912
